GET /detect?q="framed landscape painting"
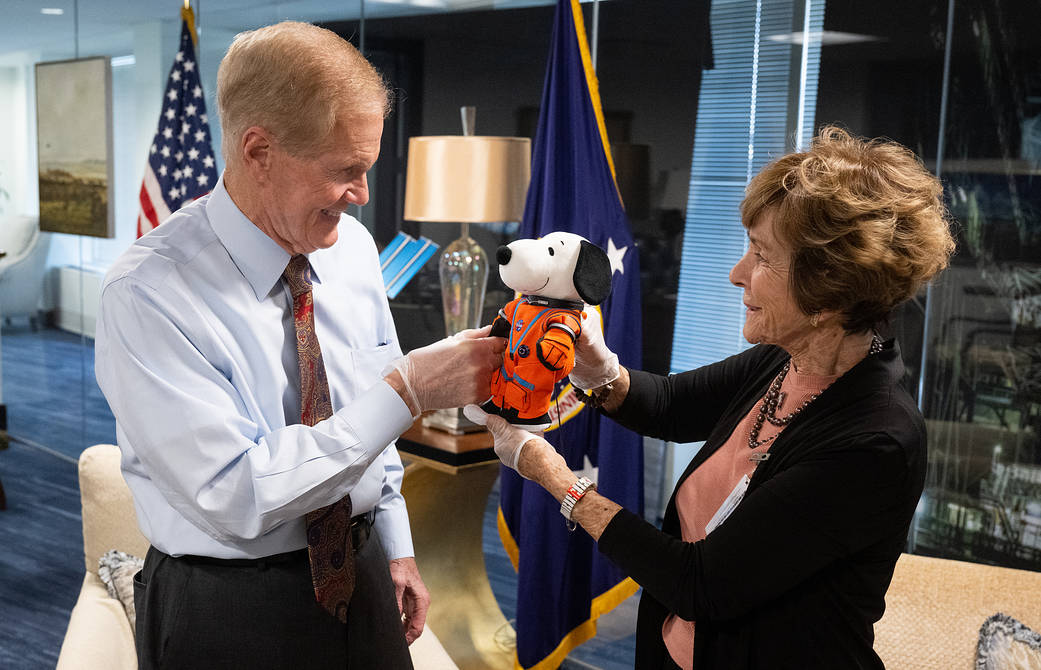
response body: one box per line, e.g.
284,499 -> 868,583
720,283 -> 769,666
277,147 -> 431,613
35,56 -> 115,238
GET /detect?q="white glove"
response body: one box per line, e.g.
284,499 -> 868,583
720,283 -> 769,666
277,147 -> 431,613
385,327 -> 505,416
569,305 -> 620,391
463,404 -> 537,478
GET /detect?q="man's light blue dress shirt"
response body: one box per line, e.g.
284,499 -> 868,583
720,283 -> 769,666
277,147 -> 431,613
95,175 -> 415,560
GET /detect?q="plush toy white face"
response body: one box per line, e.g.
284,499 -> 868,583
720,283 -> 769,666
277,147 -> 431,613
498,231 -> 586,301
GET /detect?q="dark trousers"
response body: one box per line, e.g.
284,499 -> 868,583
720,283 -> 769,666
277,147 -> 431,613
134,522 -> 413,669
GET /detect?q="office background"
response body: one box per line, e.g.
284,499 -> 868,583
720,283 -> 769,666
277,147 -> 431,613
1,0 -> 1039,667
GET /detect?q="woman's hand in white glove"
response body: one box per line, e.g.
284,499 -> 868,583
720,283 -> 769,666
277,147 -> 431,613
466,405 -> 620,542
569,305 -> 620,391
385,327 -> 505,417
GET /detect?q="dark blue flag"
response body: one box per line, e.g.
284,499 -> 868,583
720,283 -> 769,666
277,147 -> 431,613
497,0 -> 643,666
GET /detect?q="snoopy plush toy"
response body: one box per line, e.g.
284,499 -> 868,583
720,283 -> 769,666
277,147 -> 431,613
464,231 -> 613,430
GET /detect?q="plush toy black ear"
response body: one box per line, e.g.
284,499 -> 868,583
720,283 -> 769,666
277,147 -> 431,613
574,240 -> 613,305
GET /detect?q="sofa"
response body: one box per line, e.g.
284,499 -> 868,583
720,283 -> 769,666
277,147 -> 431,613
57,444 -> 458,669
875,551 -> 1041,668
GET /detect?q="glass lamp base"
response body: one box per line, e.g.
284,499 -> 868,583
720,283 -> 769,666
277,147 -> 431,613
430,229 -> 490,435
440,233 -> 489,337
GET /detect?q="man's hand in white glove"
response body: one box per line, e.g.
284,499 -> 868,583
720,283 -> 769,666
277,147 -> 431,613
463,404 -> 548,478
569,304 -> 620,391
384,326 -> 506,417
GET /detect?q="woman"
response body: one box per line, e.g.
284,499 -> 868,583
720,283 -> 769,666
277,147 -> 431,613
474,126 -> 955,669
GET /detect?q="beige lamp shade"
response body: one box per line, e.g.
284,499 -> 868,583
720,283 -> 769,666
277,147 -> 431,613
404,136 -> 531,223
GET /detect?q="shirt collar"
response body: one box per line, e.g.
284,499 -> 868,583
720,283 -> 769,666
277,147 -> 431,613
207,173 -> 292,301
306,247 -> 332,287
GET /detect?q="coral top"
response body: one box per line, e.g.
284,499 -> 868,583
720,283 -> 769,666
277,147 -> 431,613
661,363 -> 838,670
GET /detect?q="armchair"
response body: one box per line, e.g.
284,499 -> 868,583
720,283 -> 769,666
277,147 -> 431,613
58,444 -> 458,669
0,215 -> 51,328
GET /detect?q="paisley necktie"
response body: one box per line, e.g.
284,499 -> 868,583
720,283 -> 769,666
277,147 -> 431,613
283,254 -> 354,623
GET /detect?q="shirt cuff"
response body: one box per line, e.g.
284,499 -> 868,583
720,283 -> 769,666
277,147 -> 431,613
334,379 -> 414,455
374,503 -> 415,560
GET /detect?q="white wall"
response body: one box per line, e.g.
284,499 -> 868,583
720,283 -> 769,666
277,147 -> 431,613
0,64 -> 33,217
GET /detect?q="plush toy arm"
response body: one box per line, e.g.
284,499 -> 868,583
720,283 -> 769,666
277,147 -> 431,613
489,308 -> 511,338
536,322 -> 578,371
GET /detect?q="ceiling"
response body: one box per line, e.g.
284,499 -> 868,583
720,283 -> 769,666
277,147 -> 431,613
0,0 -> 556,62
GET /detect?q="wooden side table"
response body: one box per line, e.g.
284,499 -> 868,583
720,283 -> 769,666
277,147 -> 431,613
396,419 -> 513,670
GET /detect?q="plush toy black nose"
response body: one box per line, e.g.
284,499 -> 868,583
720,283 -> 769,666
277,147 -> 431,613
496,246 -> 512,265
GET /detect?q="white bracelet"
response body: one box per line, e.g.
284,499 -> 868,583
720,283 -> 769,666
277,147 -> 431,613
560,476 -> 597,531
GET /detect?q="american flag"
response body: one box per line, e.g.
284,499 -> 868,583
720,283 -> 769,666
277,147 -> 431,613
137,7 -> 218,237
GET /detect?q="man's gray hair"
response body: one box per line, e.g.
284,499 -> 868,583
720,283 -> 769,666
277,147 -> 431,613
217,21 -> 390,164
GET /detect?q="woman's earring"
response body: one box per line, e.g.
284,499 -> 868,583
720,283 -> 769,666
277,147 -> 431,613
810,311 -> 821,328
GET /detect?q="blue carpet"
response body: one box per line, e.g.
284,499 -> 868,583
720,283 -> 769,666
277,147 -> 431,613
0,326 -> 636,668
0,439 -> 82,669
482,478 -> 638,670
2,324 -> 116,458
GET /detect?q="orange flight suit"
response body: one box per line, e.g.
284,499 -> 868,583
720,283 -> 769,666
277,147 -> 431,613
484,295 -> 584,425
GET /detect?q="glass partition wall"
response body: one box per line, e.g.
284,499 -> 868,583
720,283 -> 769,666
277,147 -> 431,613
912,1 -> 1041,569
820,0 -> 1041,571
669,0 -> 1041,572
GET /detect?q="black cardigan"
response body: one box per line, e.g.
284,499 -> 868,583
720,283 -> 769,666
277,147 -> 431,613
597,340 -> 925,670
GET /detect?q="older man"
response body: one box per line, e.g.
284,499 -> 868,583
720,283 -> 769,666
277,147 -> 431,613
95,21 -> 503,669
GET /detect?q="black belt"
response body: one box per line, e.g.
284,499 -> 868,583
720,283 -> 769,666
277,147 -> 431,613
179,511 -> 374,568
350,510 -> 374,549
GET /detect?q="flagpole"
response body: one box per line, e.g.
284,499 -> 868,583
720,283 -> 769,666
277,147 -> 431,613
591,0 -> 599,70
183,0 -> 201,91
189,0 -> 200,75
182,1 -> 198,47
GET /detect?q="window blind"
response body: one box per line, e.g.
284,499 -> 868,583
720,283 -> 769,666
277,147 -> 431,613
671,0 -> 825,374
664,0 -> 824,494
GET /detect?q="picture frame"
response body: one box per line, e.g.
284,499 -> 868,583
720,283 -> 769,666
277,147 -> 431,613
35,56 -> 115,238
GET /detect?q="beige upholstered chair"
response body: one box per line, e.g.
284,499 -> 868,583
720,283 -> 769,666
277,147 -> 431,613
0,215 -> 51,327
57,444 -> 147,669
875,552 -> 1041,668
58,444 -> 458,670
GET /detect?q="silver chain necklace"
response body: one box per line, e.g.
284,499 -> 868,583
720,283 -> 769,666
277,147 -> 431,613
747,335 -> 883,450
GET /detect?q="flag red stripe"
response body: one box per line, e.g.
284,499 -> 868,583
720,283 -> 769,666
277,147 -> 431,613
138,179 -> 160,237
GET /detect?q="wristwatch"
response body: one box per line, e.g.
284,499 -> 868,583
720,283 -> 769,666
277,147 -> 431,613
573,382 -> 614,408
560,476 -> 597,530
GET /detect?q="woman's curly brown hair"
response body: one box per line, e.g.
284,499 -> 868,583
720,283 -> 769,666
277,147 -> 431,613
740,125 -> 955,333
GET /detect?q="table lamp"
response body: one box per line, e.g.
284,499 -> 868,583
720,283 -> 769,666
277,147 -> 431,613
404,108 -> 530,433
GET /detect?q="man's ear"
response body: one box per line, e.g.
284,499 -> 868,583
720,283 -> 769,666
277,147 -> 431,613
573,240 -> 613,305
240,126 -> 275,181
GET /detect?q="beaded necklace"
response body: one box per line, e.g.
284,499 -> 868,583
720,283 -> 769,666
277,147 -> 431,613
747,335 -> 883,450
